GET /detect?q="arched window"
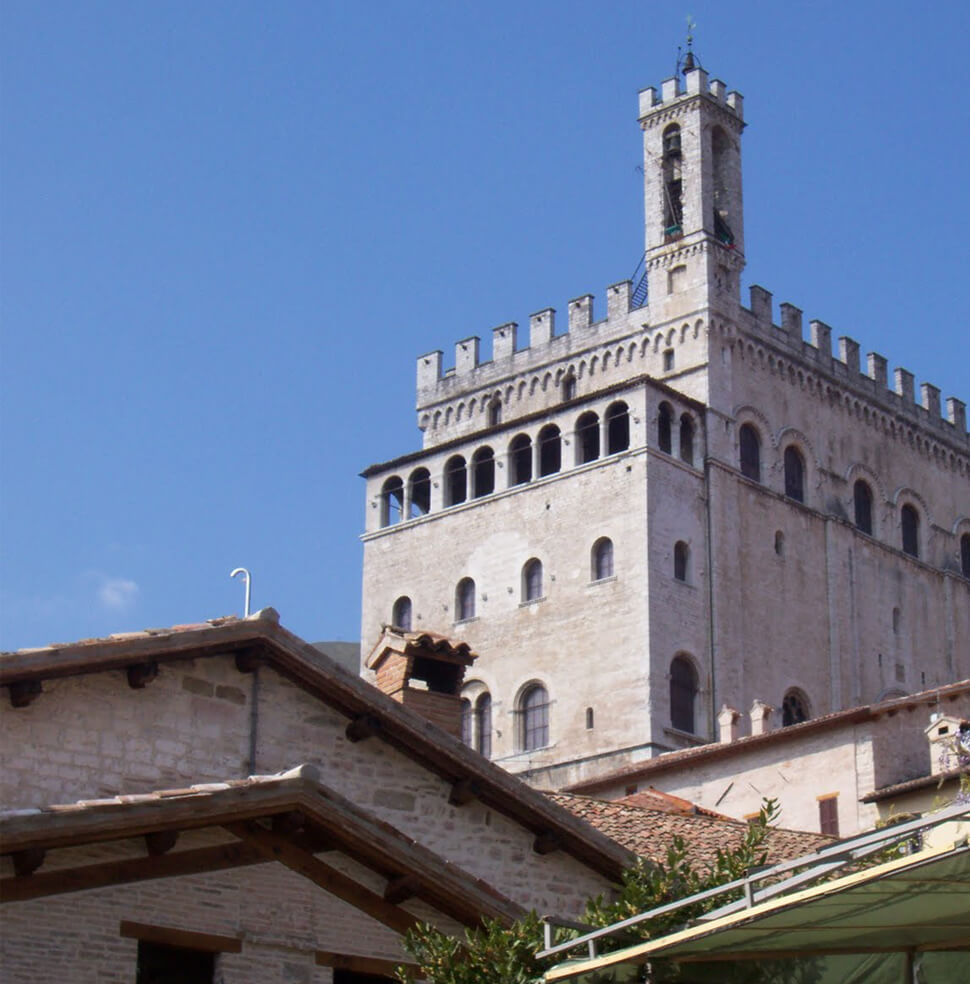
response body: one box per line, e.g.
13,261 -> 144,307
606,401 -> 630,453
519,684 -> 550,751
562,373 -> 577,401
658,403 -> 673,453
853,479 -> 873,535
538,425 -> 561,477
575,411 -> 600,464
408,467 -> 431,518
591,537 -> 614,580
522,558 -> 543,602
669,656 -> 697,733
509,434 -> 532,486
784,446 -> 805,502
774,530 -> 785,556
679,414 -> 694,466
488,399 -> 502,427
711,126 -> 736,246
662,124 -> 683,238
380,476 -> 404,527
455,578 -> 476,621
782,689 -> 810,727
471,447 -> 495,498
962,533 -> 970,578
674,541 -> 689,582
475,693 -> 492,758
391,596 -> 412,632
444,456 -> 467,506
460,699 -> 473,746
739,424 -> 761,481
901,504 -> 920,558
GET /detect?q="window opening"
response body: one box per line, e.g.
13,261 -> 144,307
475,693 -> 492,758
662,124 -> 683,239
853,479 -> 873,535
774,530 -> 785,556
901,504 -> 920,558
380,476 -> 404,527
962,533 -> 970,578
562,374 -> 577,401
739,424 -> 761,481
669,656 -> 697,733
509,434 -> 532,485
137,942 -> 215,984
784,446 -> 805,502
522,558 -> 543,602
674,541 -> 689,582
658,403 -> 673,453
679,414 -> 694,466
585,707 -> 594,730
455,577 -> 476,621
663,348 -> 675,372
471,447 -> 495,498
818,796 -> 839,837
782,689 -> 810,726
407,468 -> 431,518
892,607 -> 900,634
575,411 -> 600,465
538,425 -> 561,476
592,538 -> 614,580
606,401 -> 630,453
444,456 -> 467,506
711,126 -> 736,247
391,596 -> 412,632
488,399 -> 502,427
520,684 -> 550,751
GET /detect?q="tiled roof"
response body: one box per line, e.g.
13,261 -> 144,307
565,680 -> 970,795
617,788 -> 734,820
861,767 -> 968,803
547,792 -> 832,869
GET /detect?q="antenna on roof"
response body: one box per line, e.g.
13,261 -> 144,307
230,567 -> 252,617
676,15 -> 702,76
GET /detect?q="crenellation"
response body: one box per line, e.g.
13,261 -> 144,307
921,383 -> 941,418
568,294 -> 594,333
637,86 -> 657,117
810,320 -> 833,361
684,66 -> 708,95
530,307 -> 555,347
455,336 -> 480,375
947,397 -> 966,432
894,367 -> 915,404
839,336 -> 861,374
748,285 -> 773,325
779,302 -> 802,337
867,352 -> 888,388
607,281 -> 632,321
661,76 -> 680,101
709,78 -> 726,101
492,322 -> 518,361
725,91 -> 744,119
417,350 -> 443,389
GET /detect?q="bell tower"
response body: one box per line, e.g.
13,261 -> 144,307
638,57 -> 746,322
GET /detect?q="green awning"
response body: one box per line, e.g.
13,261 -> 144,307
545,840 -> 970,983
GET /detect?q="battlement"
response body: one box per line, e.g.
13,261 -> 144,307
741,284 -> 968,443
638,67 -> 744,123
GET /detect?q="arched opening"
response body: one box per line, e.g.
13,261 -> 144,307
784,446 -> 805,502
522,558 -> 543,602
444,456 -> 467,506
679,414 -> 694,466
591,537 -> 614,580
380,476 -> 404,527
669,656 -> 698,734
508,434 -> 532,485
538,425 -> 561,477
782,689 -> 810,727
658,402 -> 673,453
475,692 -> 492,758
391,596 -> 412,632
962,533 -> 970,577
455,577 -> 476,621
711,125 -> 736,246
562,373 -> 577,401
774,530 -> 785,556
488,398 -> 502,427
575,411 -> 600,464
585,707 -> 594,729
606,401 -> 630,453
407,467 -> 431,518
519,683 -> 550,751
662,124 -> 683,239
674,541 -> 689,582
471,446 -> 495,498
901,504 -> 920,558
853,479 -> 873,535
739,423 -> 761,481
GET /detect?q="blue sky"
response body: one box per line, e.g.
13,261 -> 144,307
2,1 -> 968,651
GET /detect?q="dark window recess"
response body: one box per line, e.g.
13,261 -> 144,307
739,424 -> 761,481
680,415 -> 694,466
669,656 -> 697,734
509,435 -> 532,485
674,541 -> 688,582
475,693 -> 492,758
818,797 -> 839,837
444,456 -> 467,506
455,578 -> 475,621
562,375 -> 577,401
663,348 -> 675,372
521,684 -> 550,751
538,425 -> 561,476
901,505 -> 920,558
523,559 -> 543,602
576,412 -> 600,464
592,538 -> 614,580
391,596 -> 412,632
471,447 -> 495,498
137,943 -> 214,984
488,400 -> 502,426
380,477 -> 404,527
410,656 -> 461,694
408,468 -> 431,517
714,209 -> 735,246
658,403 -> 673,453
962,534 -> 970,578
606,402 -> 630,453
784,446 -> 805,502
662,124 -> 684,237
585,707 -> 594,729
853,480 -> 873,535
782,690 -> 809,726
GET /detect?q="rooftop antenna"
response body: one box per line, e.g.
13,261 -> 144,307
676,15 -> 701,77
230,567 -> 252,617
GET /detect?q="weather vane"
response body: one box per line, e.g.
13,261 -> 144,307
678,15 -> 700,76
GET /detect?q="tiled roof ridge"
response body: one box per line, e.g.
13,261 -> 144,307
861,765 -> 970,803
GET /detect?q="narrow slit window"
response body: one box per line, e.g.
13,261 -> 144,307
853,479 -> 873,535
669,656 -> 697,734
784,446 -> 805,502
658,403 -> 673,453
522,558 -> 543,602
901,504 -> 920,558
739,424 -> 761,481
679,414 -> 694,466
455,578 -> 476,621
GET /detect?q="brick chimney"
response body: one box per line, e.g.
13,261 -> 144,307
366,628 -> 477,738
718,705 -> 740,743
926,713 -> 970,776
